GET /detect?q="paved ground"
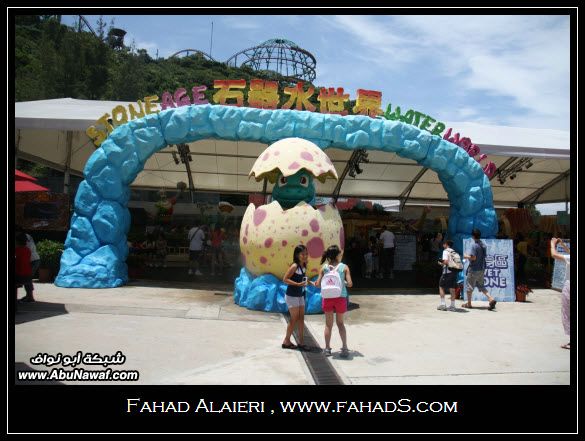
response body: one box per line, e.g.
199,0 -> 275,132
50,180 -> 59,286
14,280 -> 570,385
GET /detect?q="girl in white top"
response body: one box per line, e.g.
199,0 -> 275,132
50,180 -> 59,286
550,238 -> 570,350
314,245 -> 353,358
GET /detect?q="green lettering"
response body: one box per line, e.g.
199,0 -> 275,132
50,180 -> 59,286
413,111 -> 425,127
392,106 -> 402,121
401,109 -> 414,125
431,122 -> 446,136
420,116 -> 436,132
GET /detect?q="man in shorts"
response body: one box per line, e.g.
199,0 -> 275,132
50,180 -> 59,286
463,229 -> 497,310
188,224 -> 206,276
437,240 -> 459,311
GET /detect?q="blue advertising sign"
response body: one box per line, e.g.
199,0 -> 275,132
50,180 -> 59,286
462,239 -> 515,302
551,240 -> 570,291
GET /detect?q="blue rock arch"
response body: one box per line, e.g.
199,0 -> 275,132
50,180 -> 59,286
55,104 -> 497,288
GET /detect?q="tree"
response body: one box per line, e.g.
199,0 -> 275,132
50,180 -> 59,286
96,16 -> 107,41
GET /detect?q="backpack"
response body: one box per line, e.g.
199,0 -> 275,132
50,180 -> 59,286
321,264 -> 344,299
447,248 -> 463,271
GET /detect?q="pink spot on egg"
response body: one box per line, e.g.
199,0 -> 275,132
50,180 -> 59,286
264,238 -> 273,248
241,254 -> 246,265
301,151 -> 314,161
260,256 -> 268,264
340,227 -> 345,249
318,205 -> 327,212
310,219 -> 320,233
282,240 -> 288,246
302,230 -> 309,237
306,237 -> 325,259
262,152 -> 270,161
242,237 -> 248,244
253,209 -> 267,226
245,223 -> 249,236
274,150 -> 280,156
288,161 -> 301,170
311,268 -> 318,273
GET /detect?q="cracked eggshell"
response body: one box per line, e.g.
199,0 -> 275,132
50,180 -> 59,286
240,201 -> 344,278
249,137 -> 338,184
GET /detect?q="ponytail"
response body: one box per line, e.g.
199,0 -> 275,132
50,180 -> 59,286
320,245 -> 341,265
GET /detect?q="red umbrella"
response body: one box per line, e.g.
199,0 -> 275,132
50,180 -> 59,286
15,180 -> 49,192
15,169 -> 38,181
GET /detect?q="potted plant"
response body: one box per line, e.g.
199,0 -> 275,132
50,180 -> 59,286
515,284 -> 532,302
36,240 -> 64,282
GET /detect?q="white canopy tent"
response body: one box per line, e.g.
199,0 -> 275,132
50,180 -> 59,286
15,98 -> 571,207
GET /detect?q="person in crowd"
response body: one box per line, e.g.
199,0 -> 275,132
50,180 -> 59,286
15,232 -> 35,305
345,237 -> 362,279
16,227 -> 40,279
419,233 -> 430,263
516,233 -> 529,285
210,226 -> 226,276
541,233 -> 554,277
462,229 -> 497,310
437,240 -> 460,311
379,225 -> 396,279
142,233 -> 157,268
550,238 -> 571,350
430,232 -> 444,261
188,223 -> 206,276
314,245 -> 353,358
375,232 -> 384,278
155,232 -> 167,268
282,245 -> 311,351
363,236 -> 379,279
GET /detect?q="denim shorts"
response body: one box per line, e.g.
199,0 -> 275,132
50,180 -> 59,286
285,295 -> 305,309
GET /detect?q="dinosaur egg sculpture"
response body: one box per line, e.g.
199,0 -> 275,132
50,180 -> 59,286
240,137 -> 344,279
240,201 -> 344,278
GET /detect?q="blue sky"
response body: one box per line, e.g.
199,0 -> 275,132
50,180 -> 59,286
61,14 -> 571,214
61,14 -> 571,132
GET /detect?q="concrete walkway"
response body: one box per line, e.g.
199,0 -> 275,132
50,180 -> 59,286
14,281 -> 569,385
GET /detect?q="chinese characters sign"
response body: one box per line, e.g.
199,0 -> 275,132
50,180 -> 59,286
85,78 -> 495,180
463,239 -> 515,302
85,80 -> 383,147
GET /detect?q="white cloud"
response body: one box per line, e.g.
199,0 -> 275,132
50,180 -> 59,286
392,15 -> 571,129
316,15 -> 570,129
220,16 -> 262,31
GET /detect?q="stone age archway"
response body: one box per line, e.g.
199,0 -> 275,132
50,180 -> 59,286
55,104 -> 497,288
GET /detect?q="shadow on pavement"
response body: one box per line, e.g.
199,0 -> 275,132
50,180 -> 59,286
347,302 -> 360,311
14,363 -> 65,385
127,278 -> 234,292
15,302 -> 69,325
331,350 -> 364,361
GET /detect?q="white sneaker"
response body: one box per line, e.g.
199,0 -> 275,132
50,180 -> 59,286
195,270 -> 203,276
188,269 -> 193,275
448,305 -> 457,312
437,305 -> 447,311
